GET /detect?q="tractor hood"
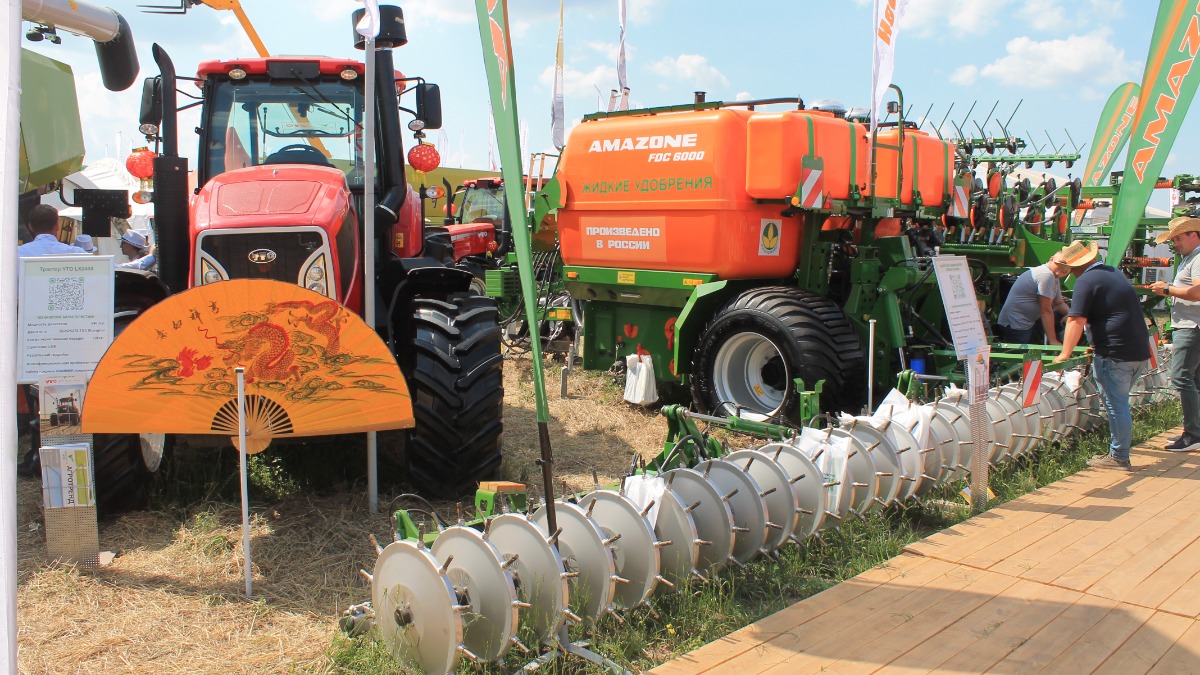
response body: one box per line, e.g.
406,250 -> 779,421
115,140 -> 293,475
192,165 -> 352,233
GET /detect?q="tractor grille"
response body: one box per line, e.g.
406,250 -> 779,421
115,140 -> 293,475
199,230 -> 325,283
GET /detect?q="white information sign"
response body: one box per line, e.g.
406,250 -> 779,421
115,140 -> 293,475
17,256 -> 115,384
968,352 -> 991,405
932,255 -> 990,360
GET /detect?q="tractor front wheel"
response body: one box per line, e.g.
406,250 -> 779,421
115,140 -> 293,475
691,287 -> 865,422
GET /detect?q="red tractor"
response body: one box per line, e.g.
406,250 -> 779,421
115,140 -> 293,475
130,5 -> 503,498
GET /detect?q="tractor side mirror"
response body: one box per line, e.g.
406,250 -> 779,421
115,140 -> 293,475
416,83 -> 442,130
138,76 -> 162,135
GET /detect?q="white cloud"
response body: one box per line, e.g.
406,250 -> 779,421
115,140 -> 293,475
735,91 -> 754,101
1017,0 -> 1067,31
978,30 -> 1138,88
538,62 -> 619,100
901,0 -> 1015,38
648,54 -> 729,89
949,65 -> 979,86
585,41 -> 622,62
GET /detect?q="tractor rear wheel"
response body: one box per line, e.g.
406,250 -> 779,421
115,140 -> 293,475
691,287 -> 866,422
394,293 -> 504,498
91,433 -> 152,517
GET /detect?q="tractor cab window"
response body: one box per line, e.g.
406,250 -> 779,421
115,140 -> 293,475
205,77 -> 368,187
461,185 -> 506,225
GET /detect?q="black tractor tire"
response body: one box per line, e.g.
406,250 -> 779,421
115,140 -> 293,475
92,433 -> 152,517
691,287 -> 866,422
392,293 -> 504,498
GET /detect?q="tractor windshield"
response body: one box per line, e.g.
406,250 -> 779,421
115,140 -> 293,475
204,77 -> 367,187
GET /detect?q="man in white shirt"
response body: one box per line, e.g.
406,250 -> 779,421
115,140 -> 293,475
17,205 -> 87,257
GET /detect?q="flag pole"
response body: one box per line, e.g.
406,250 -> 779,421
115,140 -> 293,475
236,368 -> 252,598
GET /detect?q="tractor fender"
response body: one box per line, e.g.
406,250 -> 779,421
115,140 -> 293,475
672,279 -> 769,378
114,268 -> 171,316
382,258 -> 474,334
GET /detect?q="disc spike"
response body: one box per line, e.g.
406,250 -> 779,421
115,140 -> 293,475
456,503 -> 464,526
592,468 -> 600,492
358,568 -> 373,584
824,427 -> 833,440
865,441 -> 881,452
452,603 -> 471,612
416,526 -> 426,549
438,554 -> 455,576
684,499 -> 702,514
796,507 -> 814,515
766,521 -> 784,530
510,636 -> 531,654
457,644 -> 480,662
607,608 -> 626,624
603,533 -> 622,547
562,571 -> 579,579
694,539 -> 713,547
727,556 -> 745,569
585,499 -> 598,517
846,449 -> 857,458
852,482 -> 869,488
703,462 -> 713,478
639,500 -> 656,518
645,605 -> 661,619
513,600 -> 532,609
722,488 -> 739,502
824,510 -> 842,521
811,447 -> 825,460
546,527 -> 563,547
368,533 -> 383,557
692,570 -> 708,583
481,517 -> 493,539
653,539 -> 672,548
655,574 -> 675,589
873,497 -> 889,507
773,446 -> 784,461
876,472 -> 894,478
743,456 -> 755,471
564,608 -> 583,623
665,471 -> 675,488
731,526 -> 751,533
501,553 -> 519,569
612,574 -> 630,585
760,487 -> 777,498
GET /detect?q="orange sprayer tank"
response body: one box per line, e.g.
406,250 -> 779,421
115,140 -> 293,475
555,108 -> 800,279
744,110 -> 869,201
869,128 -> 955,207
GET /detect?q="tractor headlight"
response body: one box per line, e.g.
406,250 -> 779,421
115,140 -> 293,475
201,259 -> 226,285
300,254 -> 331,297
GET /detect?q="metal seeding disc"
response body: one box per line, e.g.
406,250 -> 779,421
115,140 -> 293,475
759,441 -> 827,538
726,449 -> 799,552
372,540 -> 463,675
578,490 -> 661,609
531,500 -> 617,623
431,526 -> 519,663
485,513 -> 568,644
664,467 -> 735,575
696,459 -> 769,564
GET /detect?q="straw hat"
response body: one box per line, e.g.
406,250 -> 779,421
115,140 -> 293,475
1056,240 -> 1100,268
1154,216 -> 1200,244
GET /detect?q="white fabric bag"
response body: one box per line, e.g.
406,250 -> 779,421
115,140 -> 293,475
623,354 -> 659,405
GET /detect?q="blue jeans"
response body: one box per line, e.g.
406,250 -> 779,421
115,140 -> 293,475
996,324 -> 1034,344
1170,328 -> 1200,438
1092,355 -> 1147,462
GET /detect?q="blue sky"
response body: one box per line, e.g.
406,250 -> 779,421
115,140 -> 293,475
21,0 -> 1197,185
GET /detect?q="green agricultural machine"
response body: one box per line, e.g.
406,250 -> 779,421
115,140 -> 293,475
481,91 -> 1096,422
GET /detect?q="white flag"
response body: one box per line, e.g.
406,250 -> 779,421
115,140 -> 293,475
552,0 -> 565,150
870,0 -> 908,132
617,0 -> 628,91
356,0 -> 381,38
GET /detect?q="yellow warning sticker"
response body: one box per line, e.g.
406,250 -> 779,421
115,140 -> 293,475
683,278 -> 704,287
753,384 -> 765,396
617,271 -> 636,284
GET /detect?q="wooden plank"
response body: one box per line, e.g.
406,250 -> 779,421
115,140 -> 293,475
1158,566 -> 1200,619
1146,619 -> 1200,674
1021,473 -> 1195,588
883,578 -> 1079,671
1092,610 -> 1194,674
779,567 -> 1020,675
647,556 -> 934,674
702,558 -> 964,673
931,578 -> 1079,672
1087,509 -> 1200,608
985,594 -> 1118,673
1037,602 -> 1155,675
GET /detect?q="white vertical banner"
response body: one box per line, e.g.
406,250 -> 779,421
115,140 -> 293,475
871,0 -> 908,132
3,1 -> 22,671
617,0 -> 628,91
552,0 -> 565,150
488,107 -> 498,171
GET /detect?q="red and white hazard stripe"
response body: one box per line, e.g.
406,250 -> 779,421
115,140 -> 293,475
950,184 -> 969,218
1021,360 -> 1043,407
800,166 -> 825,209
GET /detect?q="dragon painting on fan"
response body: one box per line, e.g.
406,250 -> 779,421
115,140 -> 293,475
83,280 -> 415,453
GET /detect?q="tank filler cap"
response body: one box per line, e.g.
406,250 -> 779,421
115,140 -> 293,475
809,99 -> 848,118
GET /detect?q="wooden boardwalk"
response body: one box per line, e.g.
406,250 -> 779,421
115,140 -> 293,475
652,429 -> 1200,674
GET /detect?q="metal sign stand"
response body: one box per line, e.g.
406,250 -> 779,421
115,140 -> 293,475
236,368 -> 252,598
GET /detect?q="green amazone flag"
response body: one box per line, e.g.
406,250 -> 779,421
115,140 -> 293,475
1107,0 -> 1200,263
476,1 -> 559,507
1083,82 -> 1140,187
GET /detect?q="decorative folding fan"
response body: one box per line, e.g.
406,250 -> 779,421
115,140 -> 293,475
82,279 -> 413,453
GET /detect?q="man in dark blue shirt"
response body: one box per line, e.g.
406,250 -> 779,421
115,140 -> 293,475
1054,240 -> 1151,470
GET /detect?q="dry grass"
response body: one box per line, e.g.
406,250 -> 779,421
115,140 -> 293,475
16,354 -> 666,673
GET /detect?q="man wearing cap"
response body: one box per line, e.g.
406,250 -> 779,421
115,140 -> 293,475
1054,240 -> 1151,470
1150,216 -> 1200,452
117,229 -> 156,271
995,249 -> 1072,344
17,204 -> 88,257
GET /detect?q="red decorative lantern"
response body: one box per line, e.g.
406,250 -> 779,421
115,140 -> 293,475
126,147 -> 157,179
407,143 -> 441,173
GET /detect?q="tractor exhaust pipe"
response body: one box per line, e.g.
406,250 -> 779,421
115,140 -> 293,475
21,0 -> 139,91
149,43 -> 188,295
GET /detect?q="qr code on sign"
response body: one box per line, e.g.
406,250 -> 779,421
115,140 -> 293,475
48,277 -> 85,312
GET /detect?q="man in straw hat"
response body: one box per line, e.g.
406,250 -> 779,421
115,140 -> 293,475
1150,216 -> 1200,452
996,245 -> 1072,344
1054,240 -> 1151,470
